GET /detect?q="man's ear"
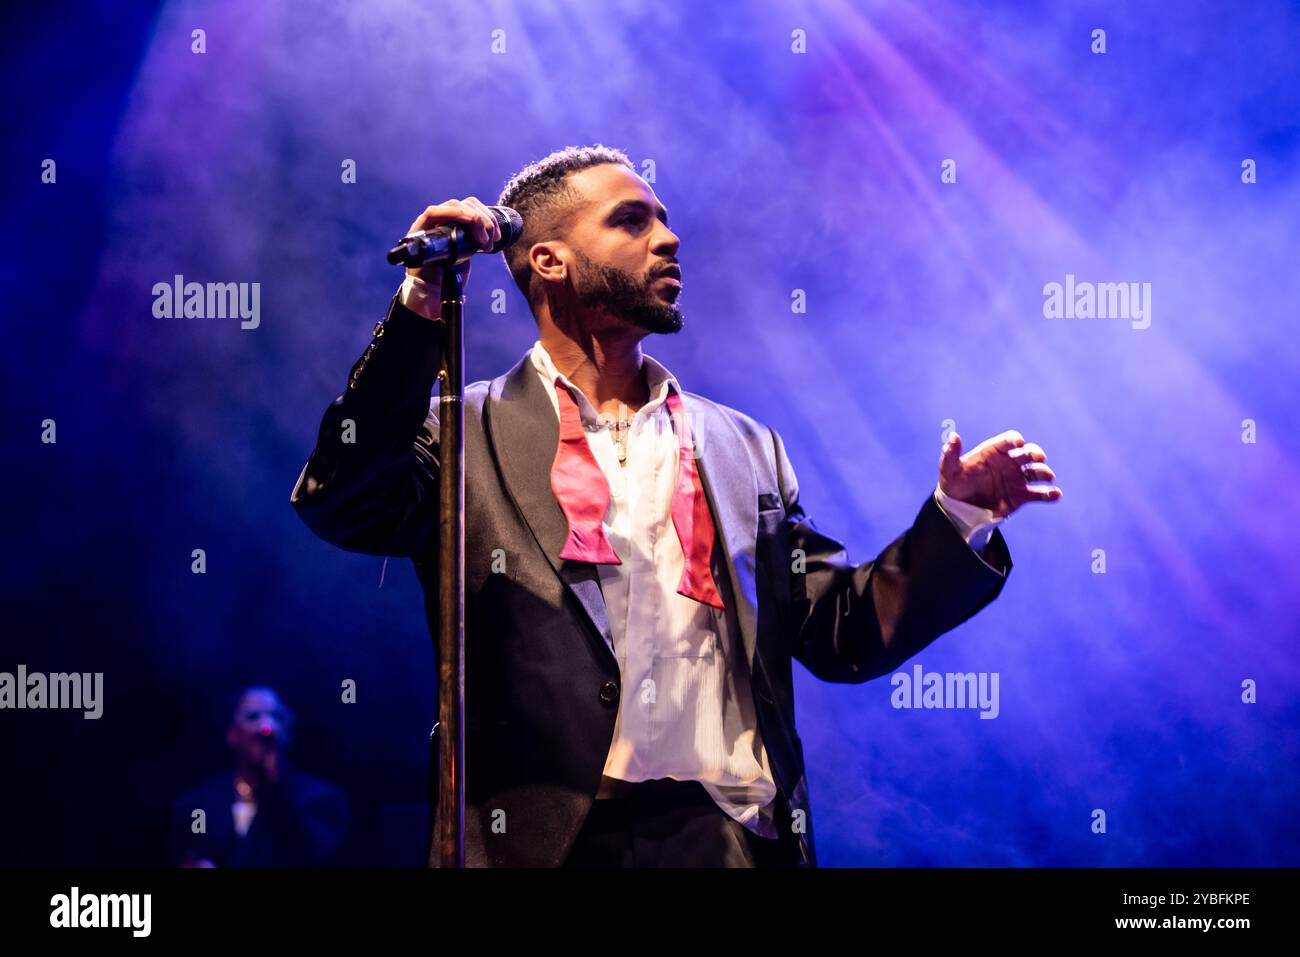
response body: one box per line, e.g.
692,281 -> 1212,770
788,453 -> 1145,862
531,241 -> 568,284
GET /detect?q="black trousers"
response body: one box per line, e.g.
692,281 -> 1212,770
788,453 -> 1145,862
562,778 -> 800,868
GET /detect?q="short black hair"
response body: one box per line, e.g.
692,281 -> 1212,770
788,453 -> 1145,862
227,685 -> 294,730
498,144 -> 636,306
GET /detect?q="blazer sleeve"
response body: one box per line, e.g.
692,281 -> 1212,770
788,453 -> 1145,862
290,294 -> 443,557
770,427 -> 1013,683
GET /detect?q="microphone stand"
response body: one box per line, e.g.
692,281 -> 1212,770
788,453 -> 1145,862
430,260 -> 465,868
394,216 -> 518,869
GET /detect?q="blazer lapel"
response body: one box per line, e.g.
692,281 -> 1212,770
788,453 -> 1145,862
683,393 -> 760,670
485,349 -> 617,664
483,350 -> 761,673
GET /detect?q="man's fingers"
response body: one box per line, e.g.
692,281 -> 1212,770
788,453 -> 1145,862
1020,463 -> 1055,484
477,197 -> 503,246
410,200 -> 466,234
407,199 -> 496,249
1009,443 -> 1046,465
459,197 -> 491,247
1019,485 -> 1063,504
462,196 -> 499,250
939,432 -> 963,472
990,429 -> 1026,452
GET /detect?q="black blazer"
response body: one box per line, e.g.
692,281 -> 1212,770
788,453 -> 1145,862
291,295 -> 1013,867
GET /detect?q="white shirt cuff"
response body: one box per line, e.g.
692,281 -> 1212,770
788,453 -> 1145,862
933,483 -> 1003,555
399,273 -> 441,321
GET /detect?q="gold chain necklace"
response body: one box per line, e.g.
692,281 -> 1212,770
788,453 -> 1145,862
595,414 -> 634,462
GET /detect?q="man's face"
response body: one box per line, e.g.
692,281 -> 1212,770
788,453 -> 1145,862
560,164 -> 684,335
226,689 -> 289,764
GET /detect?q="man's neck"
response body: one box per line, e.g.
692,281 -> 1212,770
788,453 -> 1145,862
540,329 -> 650,417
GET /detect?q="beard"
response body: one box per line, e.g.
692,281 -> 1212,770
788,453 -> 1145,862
572,250 -> 684,334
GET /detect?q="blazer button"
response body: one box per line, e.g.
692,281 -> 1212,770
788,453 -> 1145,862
598,680 -> 619,707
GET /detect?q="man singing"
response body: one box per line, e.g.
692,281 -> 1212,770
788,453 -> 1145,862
290,144 -> 1061,867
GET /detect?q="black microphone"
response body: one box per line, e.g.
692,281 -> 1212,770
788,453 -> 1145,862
387,206 -> 524,267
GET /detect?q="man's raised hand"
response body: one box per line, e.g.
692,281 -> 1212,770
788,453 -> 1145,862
403,196 -> 503,291
938,429 -> 1063,519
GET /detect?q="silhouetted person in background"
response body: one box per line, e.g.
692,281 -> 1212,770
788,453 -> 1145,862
171,686 -> 350,867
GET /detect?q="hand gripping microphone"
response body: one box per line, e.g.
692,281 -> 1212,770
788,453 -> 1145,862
386,205 -> 524,268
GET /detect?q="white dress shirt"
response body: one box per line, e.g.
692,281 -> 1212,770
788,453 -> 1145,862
397,275 -> 1005,837
528,336 -> 786,836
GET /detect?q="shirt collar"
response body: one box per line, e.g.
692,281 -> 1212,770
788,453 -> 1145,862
529,339 -> 680,425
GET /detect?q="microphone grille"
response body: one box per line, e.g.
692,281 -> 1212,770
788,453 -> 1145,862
490,206 -> 524,250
